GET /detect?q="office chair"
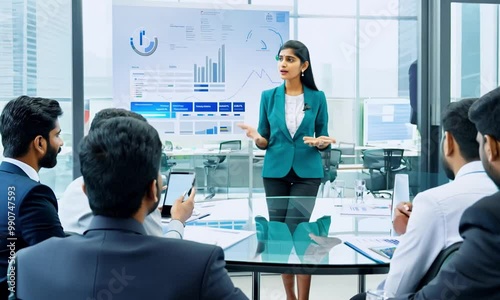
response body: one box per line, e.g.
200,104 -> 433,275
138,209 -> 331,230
321,149 -> 342,183
318,149 -> 342,197
416,242 -> 462,290
361,148 -> 406,194
160,152 -> 177,174
203,140 -> 241,199
164,140 -> 174,151
160,140 -> 177,175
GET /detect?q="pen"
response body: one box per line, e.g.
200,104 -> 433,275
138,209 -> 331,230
196,213 -> 210,220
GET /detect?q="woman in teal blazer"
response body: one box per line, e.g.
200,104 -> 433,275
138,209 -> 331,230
239,40 -> 335,300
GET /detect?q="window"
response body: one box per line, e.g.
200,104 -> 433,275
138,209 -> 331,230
0,0 -> 73,197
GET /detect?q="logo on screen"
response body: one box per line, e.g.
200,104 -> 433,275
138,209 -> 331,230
130,28 -> 158,56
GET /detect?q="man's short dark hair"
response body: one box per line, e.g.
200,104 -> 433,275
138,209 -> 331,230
79,117 -> 162,218
0,95 -> 62,158
442,98 -> 479,161
90,108 -> 147,131
469,86 -> 500,140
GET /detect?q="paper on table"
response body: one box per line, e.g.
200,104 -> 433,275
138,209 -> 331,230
161,212 -> 210,224
183,226 -> 255,250
340,203 -> 391,216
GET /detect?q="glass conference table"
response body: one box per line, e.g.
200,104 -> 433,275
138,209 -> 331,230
180,196 -> 393,300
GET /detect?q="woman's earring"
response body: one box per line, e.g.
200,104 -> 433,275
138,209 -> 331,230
301,70 -> 304,77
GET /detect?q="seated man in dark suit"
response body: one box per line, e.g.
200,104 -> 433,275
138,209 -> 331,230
0,96 -> 66,298
11,117 -> 247,299
388,86 -> 500,299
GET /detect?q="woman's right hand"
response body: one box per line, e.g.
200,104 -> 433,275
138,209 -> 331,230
237,123 -> 261,140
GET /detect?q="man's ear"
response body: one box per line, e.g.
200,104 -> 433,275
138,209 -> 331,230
146,179 -> 159,203
82,182 -> 87,196
443,131 -> 455,157
33,135 -> 46,156
485,135 -> 499,162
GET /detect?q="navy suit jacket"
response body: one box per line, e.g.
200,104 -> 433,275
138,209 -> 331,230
14,216 -> 247,300
257,84 -> 330,178
394,191 -> 500,300
0,161 -> 64,285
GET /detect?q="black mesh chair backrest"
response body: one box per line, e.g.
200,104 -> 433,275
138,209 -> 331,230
362,149 -> 386,169
362,148 -> 406,191
330,149 -> 342,168
220,140 -> 242,151
164,140 -> 173,151
417,242 -> 462,290
321,149 -> 342,182
362,148 -> 404,170
217,140 -> 241,164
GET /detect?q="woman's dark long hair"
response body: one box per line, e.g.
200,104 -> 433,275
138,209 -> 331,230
278,40 -> 318,91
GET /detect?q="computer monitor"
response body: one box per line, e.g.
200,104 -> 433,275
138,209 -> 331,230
363,98 -> 417,148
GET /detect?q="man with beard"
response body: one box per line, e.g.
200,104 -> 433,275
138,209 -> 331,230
0,96 -> 65,298
383,84 -> 500,300
9,117 -> 247,299
351,98 -> 498,299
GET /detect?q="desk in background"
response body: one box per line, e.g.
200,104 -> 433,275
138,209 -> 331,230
164,149 -> 265,194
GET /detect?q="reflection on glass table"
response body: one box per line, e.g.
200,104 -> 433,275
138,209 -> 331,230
254,215 -> 342,266
175,196 -> 393,299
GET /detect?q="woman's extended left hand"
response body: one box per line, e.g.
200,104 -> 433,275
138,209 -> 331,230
303,136 -> 336,148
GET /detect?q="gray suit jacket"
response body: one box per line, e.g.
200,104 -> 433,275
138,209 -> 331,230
14,216 -> 247,300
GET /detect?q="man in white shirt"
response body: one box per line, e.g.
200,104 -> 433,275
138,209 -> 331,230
381,98 -> 498,296
58,108 -> 193,238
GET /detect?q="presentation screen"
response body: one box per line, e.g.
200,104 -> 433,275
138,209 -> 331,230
363,98 -> 417,148
112,3 -> 289,140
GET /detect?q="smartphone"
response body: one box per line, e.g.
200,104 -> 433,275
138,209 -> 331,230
161,171 -> 195,218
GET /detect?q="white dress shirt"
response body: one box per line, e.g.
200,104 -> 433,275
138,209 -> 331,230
3,157 -> 39,182
383,161 -> 498,296
285,93 -> 305,138
58,176 -> 184,238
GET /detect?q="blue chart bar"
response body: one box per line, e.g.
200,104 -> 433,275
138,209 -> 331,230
213,63 -> 217,82
206,127 -> 218,134
193,44 -> 226,84
206,56 -> 209,82
209,58 -> 212,82
195,123 -> 218,135
218,48 -> 221,83
221,44 -> 225,82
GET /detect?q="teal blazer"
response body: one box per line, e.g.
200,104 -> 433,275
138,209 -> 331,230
257,84 -> 330,178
